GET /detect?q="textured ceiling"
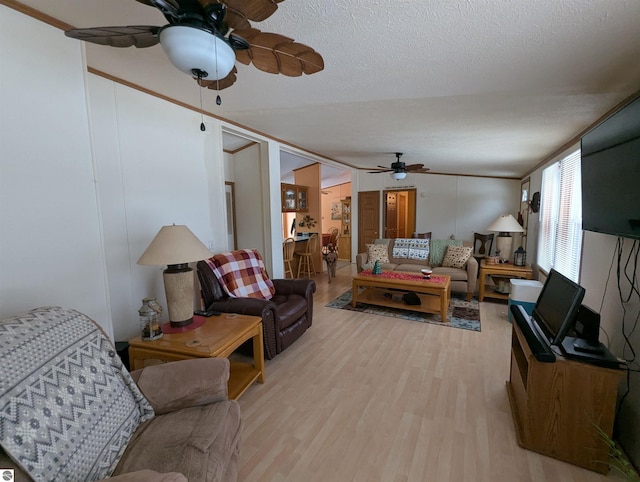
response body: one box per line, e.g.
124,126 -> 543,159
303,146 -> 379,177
13,0 -> 640,178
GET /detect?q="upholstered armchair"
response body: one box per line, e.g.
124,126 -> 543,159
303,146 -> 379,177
197,249 -> 316,360
0,306 -> 241,482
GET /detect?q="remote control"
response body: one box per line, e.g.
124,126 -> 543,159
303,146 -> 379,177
194,309 -> 221,317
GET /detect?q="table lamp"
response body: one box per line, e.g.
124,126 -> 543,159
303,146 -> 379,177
487,214 -> 525,263
137,224 -> 212,328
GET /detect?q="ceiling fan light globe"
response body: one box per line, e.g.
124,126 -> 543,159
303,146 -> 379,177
159,25 -> 235,80
390,171 -> 407,180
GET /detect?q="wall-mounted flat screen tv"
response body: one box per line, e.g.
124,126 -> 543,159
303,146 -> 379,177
581,96 -> 640,240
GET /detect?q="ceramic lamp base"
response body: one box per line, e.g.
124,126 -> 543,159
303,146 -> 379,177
163,264 -> 194,327
495,234 -> 513,263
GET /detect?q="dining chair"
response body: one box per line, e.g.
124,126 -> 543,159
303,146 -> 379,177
323,227 -> 339,255
297,233 -> 319,278
473,232 -> 494,258
283,237 -> 296,278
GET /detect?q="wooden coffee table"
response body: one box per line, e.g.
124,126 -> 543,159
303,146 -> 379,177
352,272 -> 451,321
128,313 -> 264,400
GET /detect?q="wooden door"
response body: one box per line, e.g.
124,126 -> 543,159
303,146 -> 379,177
398,192 -> 407,237
383,189 -> 416,239
385,192 -> 398,238
358,191 -> 380,253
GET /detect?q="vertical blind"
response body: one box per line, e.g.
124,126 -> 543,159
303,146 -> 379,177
537,149 -> 582,282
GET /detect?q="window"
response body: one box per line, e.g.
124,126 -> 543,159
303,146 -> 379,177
537,149 -> 582,282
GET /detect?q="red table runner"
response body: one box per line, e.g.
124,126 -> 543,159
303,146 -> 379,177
359,269 -> 446,284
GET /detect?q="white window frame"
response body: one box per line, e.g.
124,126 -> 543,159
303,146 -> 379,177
537,149 -> 583,282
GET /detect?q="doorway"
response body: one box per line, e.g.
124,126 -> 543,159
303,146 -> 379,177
225,182 -> 238,250
383,189 -> 416,239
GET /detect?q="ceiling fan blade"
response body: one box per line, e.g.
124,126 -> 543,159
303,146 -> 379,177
368,169 -> 393,173
233,29 -> 323,75
64,26 -> 161,48
403,164 -> 425,171
408,168 -> 431,173
215,0 -> 283,25
196,66 -> 238,90
218,9 -> 251,30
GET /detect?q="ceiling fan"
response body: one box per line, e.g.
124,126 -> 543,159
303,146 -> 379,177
364,153 -> 430,180
64,0 -> 324,92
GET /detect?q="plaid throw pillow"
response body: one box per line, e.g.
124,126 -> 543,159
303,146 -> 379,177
206,249 -> 275,300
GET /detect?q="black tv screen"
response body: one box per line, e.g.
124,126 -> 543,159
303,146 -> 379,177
581,96 -> 640,240
532,269 -> 585,346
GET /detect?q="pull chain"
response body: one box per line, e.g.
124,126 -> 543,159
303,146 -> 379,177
198,72 -> 206,131
215,37 -> 222,106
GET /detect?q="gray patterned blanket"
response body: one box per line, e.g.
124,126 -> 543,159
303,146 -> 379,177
0,307 -> 154,481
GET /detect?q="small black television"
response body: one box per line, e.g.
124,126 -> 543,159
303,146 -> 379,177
581,95 -> 640,240
532,269 -> 586,346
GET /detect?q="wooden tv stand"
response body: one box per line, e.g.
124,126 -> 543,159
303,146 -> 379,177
507,321 -> 624,473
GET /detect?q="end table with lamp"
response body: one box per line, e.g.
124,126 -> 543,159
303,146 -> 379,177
137,224 -> 213,330
128,312 -> 265,400
486,214 -> 525,263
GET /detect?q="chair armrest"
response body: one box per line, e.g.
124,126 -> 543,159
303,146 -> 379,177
207,297 -> 276,317
465,256 -> 478,293
103,470 -> 188,482
131,358 -> 230,414
356,252 -> 368,272
272,278 -> 316,297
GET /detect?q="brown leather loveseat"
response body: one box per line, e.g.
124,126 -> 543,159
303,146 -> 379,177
197,254 -> 315,360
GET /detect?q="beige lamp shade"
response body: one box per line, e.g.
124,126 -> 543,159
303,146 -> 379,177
137,224 -> 212,266
486,214 -> 525,234
137,224 -> 212,327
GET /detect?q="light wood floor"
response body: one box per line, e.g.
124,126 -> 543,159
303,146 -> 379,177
237,264 -> 624,482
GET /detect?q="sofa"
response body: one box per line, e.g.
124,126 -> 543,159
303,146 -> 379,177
197,249 -> 315,360
356,238 -> 478,301
0,307 -> 241,482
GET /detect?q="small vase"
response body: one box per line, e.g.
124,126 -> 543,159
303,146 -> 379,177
372,260 -> 382,275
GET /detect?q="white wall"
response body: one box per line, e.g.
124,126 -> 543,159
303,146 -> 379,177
222,141 -> 284,277
87,75 -> 227,340
0,6 -> 112,337
357,171 -> 521,242
232,144 -> 267,252
580,232 -> 640,465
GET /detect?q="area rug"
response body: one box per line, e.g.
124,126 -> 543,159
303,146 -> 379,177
326,289 -> 481,331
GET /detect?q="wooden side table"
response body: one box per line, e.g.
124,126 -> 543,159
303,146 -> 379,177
507,320 -> 624,472
128,313 -> 264,400
478,260 -> 533,302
